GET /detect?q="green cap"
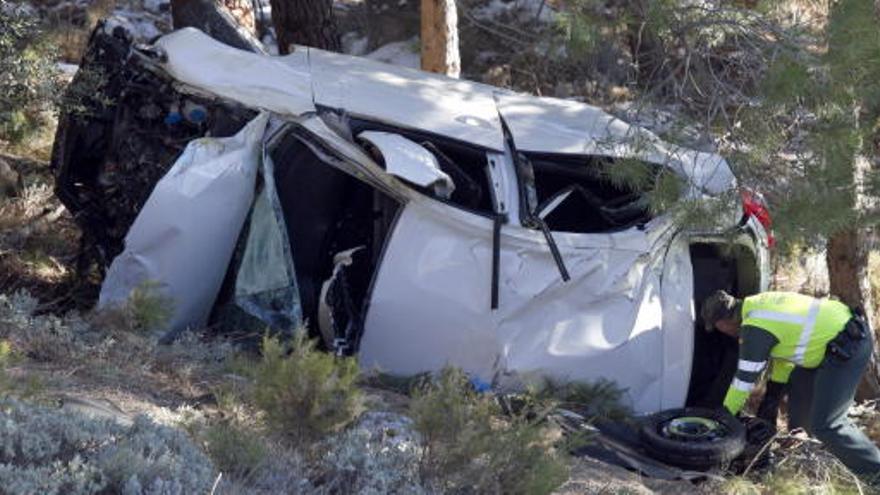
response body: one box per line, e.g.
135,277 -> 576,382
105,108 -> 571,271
701,290 -> 738,332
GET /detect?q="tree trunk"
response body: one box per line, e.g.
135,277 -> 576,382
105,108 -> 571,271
270,0 -> 341,54
827,226 -> 880,400
170,0 -> 264,53
220,0 -> 256,35
824,0 -> 880,402
420,0 -> 460,78
172,0 -> 255,35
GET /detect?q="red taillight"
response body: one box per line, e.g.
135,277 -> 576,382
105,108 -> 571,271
741,189 -> 775,247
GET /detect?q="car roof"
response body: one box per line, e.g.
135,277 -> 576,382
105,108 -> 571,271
156,28 -> 735,194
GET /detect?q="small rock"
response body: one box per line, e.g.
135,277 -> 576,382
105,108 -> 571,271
0,158 -> 23,199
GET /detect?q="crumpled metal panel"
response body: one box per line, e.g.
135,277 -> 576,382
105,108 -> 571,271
659,235 -> 695,410
152,30 -> 734,194
308,47 -> 505,151
358,198 -> 693,414
358,131 -> 455,198
98,113 -> 269,335
156,28 -> 314,117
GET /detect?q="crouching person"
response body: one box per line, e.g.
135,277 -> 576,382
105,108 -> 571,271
702,290 -> 880,480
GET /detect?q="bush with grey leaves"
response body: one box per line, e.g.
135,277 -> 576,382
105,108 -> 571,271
0,398 -> 215,495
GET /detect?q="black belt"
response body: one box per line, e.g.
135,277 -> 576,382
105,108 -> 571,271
826,315 -> 868,362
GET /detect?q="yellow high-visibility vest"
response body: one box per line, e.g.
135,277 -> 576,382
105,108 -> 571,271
741,292 -> 852,369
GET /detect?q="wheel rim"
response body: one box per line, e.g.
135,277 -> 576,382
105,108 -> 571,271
660,416 -> 728,442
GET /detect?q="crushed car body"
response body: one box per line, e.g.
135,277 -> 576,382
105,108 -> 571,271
52,25 -> 771,414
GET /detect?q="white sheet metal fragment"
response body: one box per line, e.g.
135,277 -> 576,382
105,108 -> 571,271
152,30 -> 733,194
658,234 -> 695,410
99,113 -> 270,334
359,197 -> 684,414
308,47 -> 505,151
358,131 -> 454,198
156,29 -> 315,117
297,117 -> 411,202
485,152 -> 517,216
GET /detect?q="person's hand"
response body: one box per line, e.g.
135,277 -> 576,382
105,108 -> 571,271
756,381 -> 786,426
745,416 -> 777,444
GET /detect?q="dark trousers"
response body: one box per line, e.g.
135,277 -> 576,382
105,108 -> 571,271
788,330 -> 880,478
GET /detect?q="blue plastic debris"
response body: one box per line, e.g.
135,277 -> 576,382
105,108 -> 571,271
164,112 -> 182,125
469,376 -> 492,393
183,101 -> 208,124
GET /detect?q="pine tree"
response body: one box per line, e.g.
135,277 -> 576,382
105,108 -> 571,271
731,0 -> 880,398
818,0 -> 880,398
558,1 -> 880,397
0,5 -> 59,144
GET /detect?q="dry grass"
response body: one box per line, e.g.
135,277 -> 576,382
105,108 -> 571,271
713,429 -> 880,495
0,150 -> 101,312
769,0 -> 830,34
0,174 -> 83,308
0,114 -> 59,162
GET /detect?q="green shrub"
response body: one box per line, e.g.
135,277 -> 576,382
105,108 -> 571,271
0,5 -> 60,145
127,281 -> 174,334
410,367 -> 568,495
0,339 -> 13,393
91,281 -> 174,335
529,376 -> 631,422
202,421 -> 267,480
0,338 -> 43,399
252,333 -> 363,445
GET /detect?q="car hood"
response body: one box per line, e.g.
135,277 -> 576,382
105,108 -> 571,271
155,28 -> 735,194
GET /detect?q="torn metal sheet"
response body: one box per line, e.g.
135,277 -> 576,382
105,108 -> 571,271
660,235 -> 695,408
169,0 -> 267,54
575,428 -> 721,482
358,131 -> 454,199
156,29 -> 313,117
151,29 -> 735,195
308,48 -> 505,151
296,117 -> 412,202
99,113 -> 269,334
358,197 -> 692,414
51,24 -> 260,265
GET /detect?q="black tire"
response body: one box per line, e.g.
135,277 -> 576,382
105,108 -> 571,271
639,407 -> 746,470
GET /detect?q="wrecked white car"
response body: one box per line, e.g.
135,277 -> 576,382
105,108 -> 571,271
52,24 -> 771,415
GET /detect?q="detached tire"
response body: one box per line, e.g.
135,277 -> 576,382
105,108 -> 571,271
639,407 -> 746,470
